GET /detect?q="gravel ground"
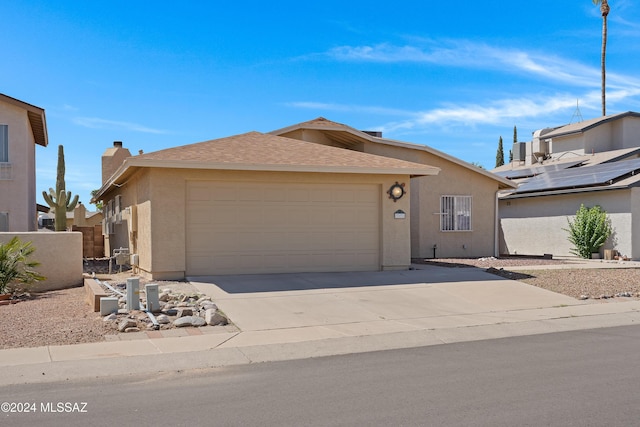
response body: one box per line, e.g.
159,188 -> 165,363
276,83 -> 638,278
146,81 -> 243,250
419,257 -> 640,299
0,286 -> 112,350
2,257 -> 639,350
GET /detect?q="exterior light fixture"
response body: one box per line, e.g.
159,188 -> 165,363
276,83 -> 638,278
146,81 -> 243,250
388,182 -> 405,202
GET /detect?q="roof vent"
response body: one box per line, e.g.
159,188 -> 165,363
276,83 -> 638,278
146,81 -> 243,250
362,130 -> 382,138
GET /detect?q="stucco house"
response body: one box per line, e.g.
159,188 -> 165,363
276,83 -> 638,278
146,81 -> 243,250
494,111 -> 640,259
271,118 -> 517,260
0,93 -> 48,231
94,131 -> 438,279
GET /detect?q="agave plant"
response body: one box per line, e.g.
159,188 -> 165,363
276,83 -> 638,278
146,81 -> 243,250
0,237 -> 45,295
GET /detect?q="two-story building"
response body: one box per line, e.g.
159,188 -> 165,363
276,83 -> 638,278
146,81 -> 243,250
0,94 -> 48,231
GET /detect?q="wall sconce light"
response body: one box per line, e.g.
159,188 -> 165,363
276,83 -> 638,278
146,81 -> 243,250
388,182 -> 405,202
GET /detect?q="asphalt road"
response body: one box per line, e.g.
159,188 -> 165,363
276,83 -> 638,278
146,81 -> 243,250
3,325 -> 640,426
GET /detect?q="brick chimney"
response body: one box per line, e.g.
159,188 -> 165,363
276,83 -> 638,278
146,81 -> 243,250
101,141 -> 132,184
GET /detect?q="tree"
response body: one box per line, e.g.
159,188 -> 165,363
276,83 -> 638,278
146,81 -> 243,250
90,189 -> 104,211
593,0 -> 610,116
495,136 -> 504,167
42,145 -> 79,231
509,150 -> 513,163
513,125 -> 518,144
565,204 -> 612,258
0,237 -> 45,295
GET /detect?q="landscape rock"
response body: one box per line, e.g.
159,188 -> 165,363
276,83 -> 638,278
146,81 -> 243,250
156,314 -> 170,324
202,302 -> 218,311
118,319 -> 137,332
173,316 -> 206,327
197,297 -> 212,305
124,327 -> 141,333
176,307 -> 193,317
205,308 -> 228,326
103,313 -> 117,321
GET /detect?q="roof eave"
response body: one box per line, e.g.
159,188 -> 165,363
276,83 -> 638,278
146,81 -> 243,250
272,122 -> 516,189
92,158 -> 440,201
0,94 -> 48,147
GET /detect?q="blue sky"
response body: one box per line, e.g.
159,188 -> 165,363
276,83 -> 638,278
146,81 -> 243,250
3,0 -> 640,208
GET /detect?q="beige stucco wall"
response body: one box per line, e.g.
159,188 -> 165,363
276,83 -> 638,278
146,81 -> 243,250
359,142 -> 499,259
0,101 -> 38,231
277,128 -> 501,259
102,168 -> 412,279
0,232 -> 83,291
499,189 -> 634,258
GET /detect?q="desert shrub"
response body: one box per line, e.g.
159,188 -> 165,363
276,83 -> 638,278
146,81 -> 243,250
565,204 -> 612,259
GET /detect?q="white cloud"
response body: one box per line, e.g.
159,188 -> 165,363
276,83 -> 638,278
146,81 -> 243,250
73,117 -> 167,134
325,40 -> 607,88
309,39 -> 640,131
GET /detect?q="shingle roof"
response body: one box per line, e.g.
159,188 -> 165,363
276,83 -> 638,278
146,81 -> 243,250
134,131 -> 438,173
271,117 -> 516,189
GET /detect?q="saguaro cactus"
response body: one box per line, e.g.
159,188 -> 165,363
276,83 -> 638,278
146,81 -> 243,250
42,145 -> 79,231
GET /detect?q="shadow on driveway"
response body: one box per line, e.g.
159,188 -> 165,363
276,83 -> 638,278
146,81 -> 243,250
189,264 -> 512,294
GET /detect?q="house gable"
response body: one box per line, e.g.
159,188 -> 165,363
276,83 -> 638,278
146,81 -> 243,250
272,117 -> 516,259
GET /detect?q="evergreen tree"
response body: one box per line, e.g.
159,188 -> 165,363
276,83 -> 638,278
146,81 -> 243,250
513,125 -> 518,144
495,136 -> 504,167
509,149 -> 513,163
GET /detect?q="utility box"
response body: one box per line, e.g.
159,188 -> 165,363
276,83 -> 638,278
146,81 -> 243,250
114,247 -> 130,266
100,297 -> 119,316
145,283 -> 160,313
126,277 -> 140,310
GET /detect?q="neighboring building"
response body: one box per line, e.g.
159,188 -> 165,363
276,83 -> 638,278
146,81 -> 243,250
271,118 -> 516,260
0,93 -> 48,231
494,112 -> 640,259
38,203 -> 104,230
94,132 -> 438,279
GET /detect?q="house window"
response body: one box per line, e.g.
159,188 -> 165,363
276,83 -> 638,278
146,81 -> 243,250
0,212 -> 8,232
440,195 -> 472,231
0,125 -> 7,162
0,125 -> 9,180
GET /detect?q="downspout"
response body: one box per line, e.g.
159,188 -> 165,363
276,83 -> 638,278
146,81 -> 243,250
494,189 -> 500,258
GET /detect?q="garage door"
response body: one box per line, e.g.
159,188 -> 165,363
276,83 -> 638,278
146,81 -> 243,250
186,181 -> 380,275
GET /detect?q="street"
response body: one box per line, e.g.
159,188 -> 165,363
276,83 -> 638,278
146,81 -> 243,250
2,324 -> 640,426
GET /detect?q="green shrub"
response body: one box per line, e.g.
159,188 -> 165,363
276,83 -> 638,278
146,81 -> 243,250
0,237 -> 45,295
565,204 -> 612,259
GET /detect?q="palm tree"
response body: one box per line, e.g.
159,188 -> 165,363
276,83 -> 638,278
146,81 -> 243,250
593,0 -> 610,116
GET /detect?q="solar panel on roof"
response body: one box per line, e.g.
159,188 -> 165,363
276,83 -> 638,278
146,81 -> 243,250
514,158 -> 640,193
493,160 -> 584,180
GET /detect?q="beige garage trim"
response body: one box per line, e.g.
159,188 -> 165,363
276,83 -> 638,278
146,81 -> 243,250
186,181 -> 381,275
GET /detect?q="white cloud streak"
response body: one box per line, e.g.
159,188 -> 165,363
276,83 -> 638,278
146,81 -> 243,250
297,40 -> 640,131
73,117 -> 167,134
327,40 -> 607,88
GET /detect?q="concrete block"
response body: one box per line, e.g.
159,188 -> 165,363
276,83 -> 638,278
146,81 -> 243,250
84,277 -> 109,312
100,297 -> 119,316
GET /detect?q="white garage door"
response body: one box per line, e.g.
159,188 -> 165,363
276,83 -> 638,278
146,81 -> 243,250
186,181 -> 380,275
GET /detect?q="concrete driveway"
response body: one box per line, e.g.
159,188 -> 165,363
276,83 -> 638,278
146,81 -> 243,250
189,265 -> 580,339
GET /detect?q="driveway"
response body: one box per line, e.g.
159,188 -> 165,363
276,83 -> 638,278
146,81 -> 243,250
189,264 -> 580,336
